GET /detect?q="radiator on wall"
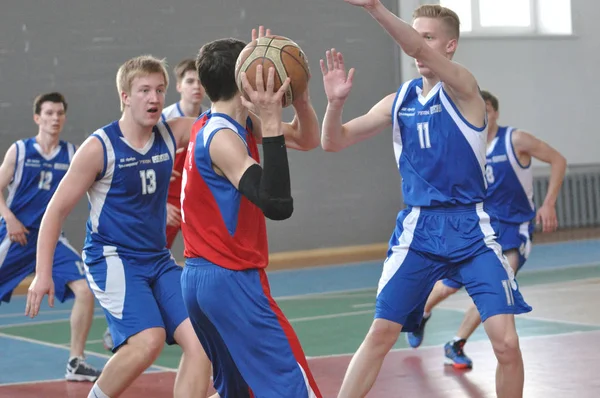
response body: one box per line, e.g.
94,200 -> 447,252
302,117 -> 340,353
533,168 -> 600,229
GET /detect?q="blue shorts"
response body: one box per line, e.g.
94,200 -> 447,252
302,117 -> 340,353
83,247 -> 188,352
376,204 -> 532,332
0,225 -> 85,304
443,220 -> 534,289
181,258 -> 321,398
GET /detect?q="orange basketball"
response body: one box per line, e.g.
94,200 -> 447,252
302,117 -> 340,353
235,35 -> 310,108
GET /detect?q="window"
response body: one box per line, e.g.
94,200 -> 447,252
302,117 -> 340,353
439,0 -> 573,36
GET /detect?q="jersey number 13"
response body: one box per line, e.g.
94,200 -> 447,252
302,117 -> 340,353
139,169 -> 157,195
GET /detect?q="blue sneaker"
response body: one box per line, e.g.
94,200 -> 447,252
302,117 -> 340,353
444,339 -> 473,369
406,314 -> 431,348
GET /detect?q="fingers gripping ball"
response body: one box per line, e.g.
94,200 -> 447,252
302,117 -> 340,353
235,35 -> 310,108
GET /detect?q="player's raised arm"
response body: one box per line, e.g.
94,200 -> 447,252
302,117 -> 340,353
346,0 -> 480,102
212,66 -> 294,221
320,49 -> 394,152
248,89 -> 321,152
25,136 -> 104,318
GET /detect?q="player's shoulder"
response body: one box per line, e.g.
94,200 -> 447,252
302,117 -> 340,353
162,102 -> 181,120
14,137 -> 34,147
83,121 -> 121,153
395,78 -> 422,103
59,139 -> 77,148
398,78 -> 421,93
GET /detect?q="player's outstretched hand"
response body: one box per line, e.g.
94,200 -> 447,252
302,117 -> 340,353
344,0 -> 380,8
252,25 -> 272,41
240,65 -> 291,130
320,49 -> 355,107
25,274 -> 55,318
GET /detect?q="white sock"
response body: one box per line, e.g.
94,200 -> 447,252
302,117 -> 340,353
453,336 -> 464,342
88,383 -> 110,398
423,312 -> 431,319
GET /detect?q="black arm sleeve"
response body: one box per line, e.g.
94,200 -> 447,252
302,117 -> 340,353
238,135 -> 294,220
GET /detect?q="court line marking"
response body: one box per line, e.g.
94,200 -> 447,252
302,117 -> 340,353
0,308 -> 102,319
0,314 -> 106,329
0,370 -> 171,387
275,261 -> 600,301
0,332 -> 175,372
1,261 -> 598,321
4,276 -> 600,334
305,329 -> 600,360
266,238 -> 600,275
0,308 -> 105,319
59,338 -> 104,347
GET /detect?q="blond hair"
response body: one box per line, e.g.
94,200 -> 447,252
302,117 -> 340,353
413,4 -> 461,40
116,55 -> 169,111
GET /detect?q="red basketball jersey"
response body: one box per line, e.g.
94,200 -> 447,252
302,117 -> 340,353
180,112 -> 269,270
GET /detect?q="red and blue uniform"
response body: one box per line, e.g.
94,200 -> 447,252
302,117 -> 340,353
180,111 -> 321,398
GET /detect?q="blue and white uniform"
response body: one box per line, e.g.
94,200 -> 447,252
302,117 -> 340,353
376,79 -> 531,330
0,138 -> 84,304
82,120 -> 188,351
443,126 -> 535,291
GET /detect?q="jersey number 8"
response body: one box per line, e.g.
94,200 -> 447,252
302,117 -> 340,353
485,164 -> 495,184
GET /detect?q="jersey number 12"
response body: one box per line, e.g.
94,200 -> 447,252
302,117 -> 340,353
38,171 -> 53,190
139,169 -> 157,195
417,122 -> 431,149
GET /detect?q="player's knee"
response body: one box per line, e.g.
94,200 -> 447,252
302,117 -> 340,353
490,329 -> 520,364
366,319 -> 401,352
70,280 -> 94,303
128,328 -> 166,361
173,319 -> 207,357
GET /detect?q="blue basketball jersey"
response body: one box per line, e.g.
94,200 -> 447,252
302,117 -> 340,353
83,120 -> 176,261
3,138 -> 75,229
391,79 -> 488,207
484,126 -> 535,224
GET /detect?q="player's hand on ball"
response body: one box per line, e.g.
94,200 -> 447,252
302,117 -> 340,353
240,65 -> 291,127
321,49 -> 355,106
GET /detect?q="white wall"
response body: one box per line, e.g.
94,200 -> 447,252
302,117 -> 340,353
399,0 -> 598,170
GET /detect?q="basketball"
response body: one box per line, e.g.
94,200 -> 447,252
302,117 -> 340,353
235,35 -> 310,108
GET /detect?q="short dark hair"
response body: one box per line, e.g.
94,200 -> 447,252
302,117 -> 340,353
481,90 -> 499,112
196,38 -> 247,102
33,92 -> 68,115
174,58 -> 197,82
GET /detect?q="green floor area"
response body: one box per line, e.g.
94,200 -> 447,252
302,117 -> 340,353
2,264 -> 600,369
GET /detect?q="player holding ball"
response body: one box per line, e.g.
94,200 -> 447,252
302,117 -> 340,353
179,27 -> 322,397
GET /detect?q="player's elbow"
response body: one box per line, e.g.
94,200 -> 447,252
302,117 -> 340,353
261,197 -> 294,221
300,135 -> 320,151
321,139 -> 343,153
405,41 -> 425,61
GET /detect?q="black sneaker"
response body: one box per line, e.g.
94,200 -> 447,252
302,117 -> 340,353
65,356 -> 102,382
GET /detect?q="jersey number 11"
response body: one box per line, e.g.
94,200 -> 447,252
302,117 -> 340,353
417,122 -> 431,149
